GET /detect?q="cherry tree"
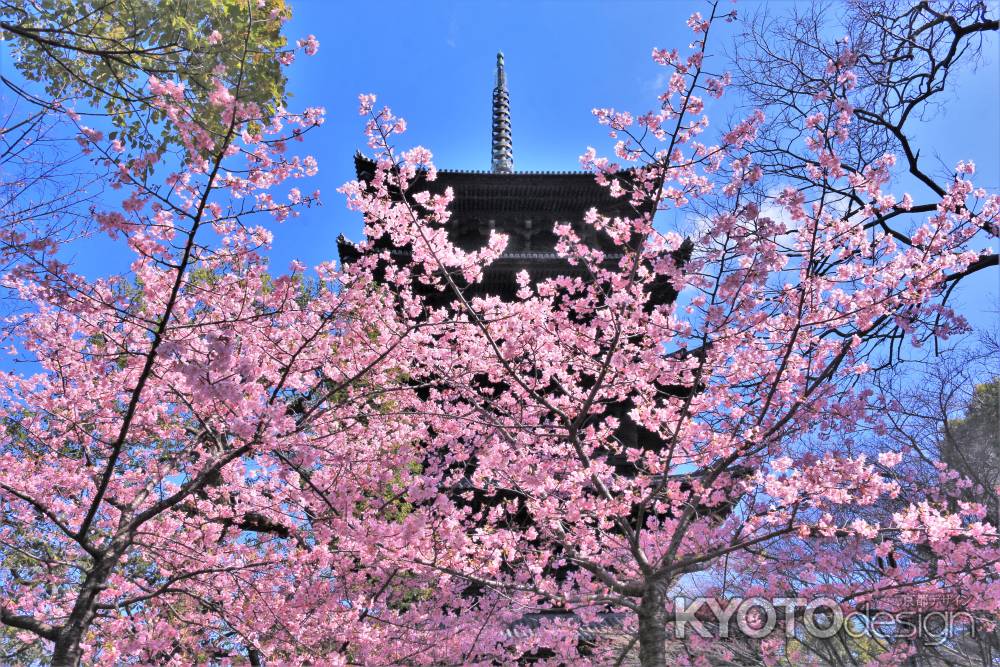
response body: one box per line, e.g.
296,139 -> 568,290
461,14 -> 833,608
0,30 -> 416,666
333,5 -> 1000,665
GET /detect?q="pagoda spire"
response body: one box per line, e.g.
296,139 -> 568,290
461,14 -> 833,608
491,51 -> 513,173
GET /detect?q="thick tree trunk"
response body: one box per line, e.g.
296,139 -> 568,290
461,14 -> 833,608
49,549 -> 122,667
51,636 -> 84,667
637,582 -> 669,667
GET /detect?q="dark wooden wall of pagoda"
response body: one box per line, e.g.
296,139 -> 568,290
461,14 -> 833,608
338,154 -> 688,308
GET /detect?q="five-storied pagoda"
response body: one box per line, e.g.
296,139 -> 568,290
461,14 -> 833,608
338,51 -> 692,471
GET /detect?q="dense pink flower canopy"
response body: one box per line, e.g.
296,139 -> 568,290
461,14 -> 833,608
0,5 -> 997,666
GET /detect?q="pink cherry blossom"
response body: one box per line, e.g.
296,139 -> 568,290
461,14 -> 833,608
297,34 -> 320,56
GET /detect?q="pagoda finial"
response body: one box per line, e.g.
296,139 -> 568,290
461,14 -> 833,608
491,51 -> 513,173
